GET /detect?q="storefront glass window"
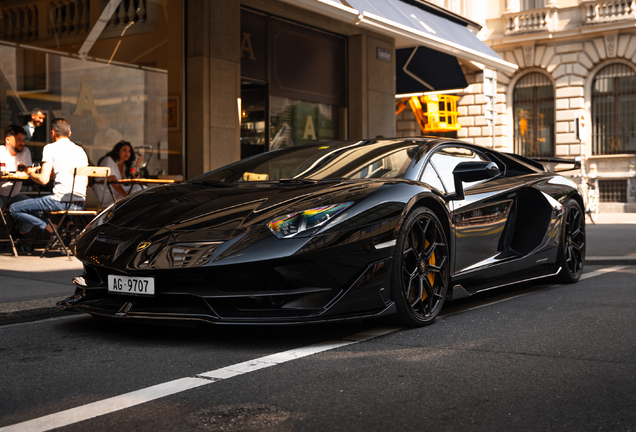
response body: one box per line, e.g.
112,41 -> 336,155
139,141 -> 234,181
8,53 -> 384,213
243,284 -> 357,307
241,10 -> 346,156
269,97 -> 339,150
0,0 -> 183,176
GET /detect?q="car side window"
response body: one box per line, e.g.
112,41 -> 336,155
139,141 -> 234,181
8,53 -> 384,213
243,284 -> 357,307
430,146 -> 488,194
421,163 -> 446,192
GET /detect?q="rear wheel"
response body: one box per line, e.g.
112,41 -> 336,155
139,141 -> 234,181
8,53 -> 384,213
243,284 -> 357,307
557,199 -> 585,283
391,207 -> 449,327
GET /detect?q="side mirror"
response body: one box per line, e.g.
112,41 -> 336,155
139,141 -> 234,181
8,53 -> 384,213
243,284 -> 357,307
450,161 -> 500,201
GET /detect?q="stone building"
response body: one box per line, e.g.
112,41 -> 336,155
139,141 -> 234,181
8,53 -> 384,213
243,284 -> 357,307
399,0 -> 636,212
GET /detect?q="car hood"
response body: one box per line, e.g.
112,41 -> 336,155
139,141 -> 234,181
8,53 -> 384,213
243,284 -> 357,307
103,180 -> 383,235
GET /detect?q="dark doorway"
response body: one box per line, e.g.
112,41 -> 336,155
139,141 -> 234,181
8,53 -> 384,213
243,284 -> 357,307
240,82 -> 268,159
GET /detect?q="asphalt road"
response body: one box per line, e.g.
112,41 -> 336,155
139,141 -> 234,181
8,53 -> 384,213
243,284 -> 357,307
1,264 -> 635,432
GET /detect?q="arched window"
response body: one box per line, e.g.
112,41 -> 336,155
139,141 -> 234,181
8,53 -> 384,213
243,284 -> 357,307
513,72 -> 555,157
592,63 -> 636,155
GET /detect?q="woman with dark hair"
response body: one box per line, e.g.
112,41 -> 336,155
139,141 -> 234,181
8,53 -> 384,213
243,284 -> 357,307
94,140 -> 143,207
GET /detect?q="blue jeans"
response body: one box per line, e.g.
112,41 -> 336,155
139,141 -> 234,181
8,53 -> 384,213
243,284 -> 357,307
0,194 -> 29,210
9,196 -> 84,233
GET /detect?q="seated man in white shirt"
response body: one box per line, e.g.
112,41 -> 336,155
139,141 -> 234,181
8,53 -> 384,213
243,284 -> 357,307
0,125 -> 32,209
10,118 -> 88,236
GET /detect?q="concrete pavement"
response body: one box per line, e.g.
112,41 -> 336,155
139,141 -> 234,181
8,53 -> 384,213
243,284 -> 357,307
0,254 -> 82,323
0,212 -> 635,324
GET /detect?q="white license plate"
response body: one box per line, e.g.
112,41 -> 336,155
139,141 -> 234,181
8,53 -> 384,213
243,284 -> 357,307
108,275 -> 155,296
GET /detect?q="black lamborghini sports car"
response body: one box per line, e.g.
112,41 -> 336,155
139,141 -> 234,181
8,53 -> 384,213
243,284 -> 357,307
58,138 -> 586,327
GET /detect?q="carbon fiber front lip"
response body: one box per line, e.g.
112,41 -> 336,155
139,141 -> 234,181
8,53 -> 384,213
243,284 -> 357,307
57,298 -> 396,325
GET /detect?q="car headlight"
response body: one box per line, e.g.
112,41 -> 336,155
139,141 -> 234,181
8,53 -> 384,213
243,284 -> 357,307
268,202 -> 353,238
82,204 -> 115,234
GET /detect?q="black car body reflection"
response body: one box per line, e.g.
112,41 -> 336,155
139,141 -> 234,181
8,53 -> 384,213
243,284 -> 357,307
58,138 -> 586,327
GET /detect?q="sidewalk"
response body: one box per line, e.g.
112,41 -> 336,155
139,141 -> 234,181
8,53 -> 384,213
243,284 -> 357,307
590,212 -> 636,224
0,213 -> 634,325
0,254 -> 82,324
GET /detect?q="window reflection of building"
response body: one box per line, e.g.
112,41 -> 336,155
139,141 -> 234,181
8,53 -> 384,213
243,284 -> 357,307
430,146 -> 487,193
513,72 -> 555,157
0,0 -> 183,175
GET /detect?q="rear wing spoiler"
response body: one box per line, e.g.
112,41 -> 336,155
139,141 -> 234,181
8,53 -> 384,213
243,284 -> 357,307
529,156 -> 581,172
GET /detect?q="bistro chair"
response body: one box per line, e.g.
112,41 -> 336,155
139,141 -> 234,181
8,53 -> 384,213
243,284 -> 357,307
1,200 -> 19,257
0,172 -> 31,257
41,166 -> 110,259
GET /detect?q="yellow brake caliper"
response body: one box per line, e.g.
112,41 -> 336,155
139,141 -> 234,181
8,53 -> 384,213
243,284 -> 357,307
422,239 -> 436,301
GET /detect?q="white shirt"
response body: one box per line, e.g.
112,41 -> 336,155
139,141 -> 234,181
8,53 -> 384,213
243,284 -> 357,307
24,123 -> 35,140
0,145 -> 32,198
94,155 -> 124,207
42,138 -> 89,202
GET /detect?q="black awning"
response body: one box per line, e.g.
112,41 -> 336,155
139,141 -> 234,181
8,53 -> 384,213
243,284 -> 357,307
396,46 -> 468,96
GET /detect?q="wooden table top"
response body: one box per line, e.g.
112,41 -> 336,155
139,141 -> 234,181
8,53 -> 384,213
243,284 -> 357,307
0,172 -> 29,180
108,178 -> 176,184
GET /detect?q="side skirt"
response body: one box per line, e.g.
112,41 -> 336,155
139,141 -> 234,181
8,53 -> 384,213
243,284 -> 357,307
451,267 -> 561,300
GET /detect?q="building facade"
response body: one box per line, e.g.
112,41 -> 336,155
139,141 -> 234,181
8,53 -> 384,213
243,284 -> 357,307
0,0 -> 515,189
407,0 -> 636,212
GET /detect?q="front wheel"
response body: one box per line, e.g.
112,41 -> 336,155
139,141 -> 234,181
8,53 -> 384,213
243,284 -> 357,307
391,207 -> 449,327
557,199 -> 586,283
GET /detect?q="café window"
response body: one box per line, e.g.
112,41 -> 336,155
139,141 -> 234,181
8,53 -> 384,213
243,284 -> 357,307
592,63 -> 636,155
513,72 -> 555,157
0,0 -> 184,176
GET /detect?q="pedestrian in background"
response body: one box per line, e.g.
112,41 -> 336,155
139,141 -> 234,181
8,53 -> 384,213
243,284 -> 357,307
10,118 -> 88,236
0,124 -> 32,208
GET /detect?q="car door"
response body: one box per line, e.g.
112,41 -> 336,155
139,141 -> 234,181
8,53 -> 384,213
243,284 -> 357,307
424,145 -> 520,275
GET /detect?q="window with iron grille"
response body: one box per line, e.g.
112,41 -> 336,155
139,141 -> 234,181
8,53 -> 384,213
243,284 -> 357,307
520,0 -> 545,10
592,64 -> 636,155
513,72 -> 555,157
599,179 -> 627,202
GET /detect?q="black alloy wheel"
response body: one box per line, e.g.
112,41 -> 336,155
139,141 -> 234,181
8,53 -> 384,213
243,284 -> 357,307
557,199 -> 585,283
392,207 -> 449,327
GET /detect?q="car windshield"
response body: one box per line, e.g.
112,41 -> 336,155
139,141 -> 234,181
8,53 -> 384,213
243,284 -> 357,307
194,141 -> 422,183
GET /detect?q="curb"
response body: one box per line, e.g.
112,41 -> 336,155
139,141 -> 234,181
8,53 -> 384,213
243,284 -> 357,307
0,297 -> 71,326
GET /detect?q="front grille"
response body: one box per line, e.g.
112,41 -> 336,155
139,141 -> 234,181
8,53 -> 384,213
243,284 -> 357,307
83,260 -> 341,317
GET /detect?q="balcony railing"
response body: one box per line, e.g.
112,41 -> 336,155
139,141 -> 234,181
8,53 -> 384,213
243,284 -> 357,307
505,8 -> 551,35
0,0 -> 153,45
582,0 -> 636,25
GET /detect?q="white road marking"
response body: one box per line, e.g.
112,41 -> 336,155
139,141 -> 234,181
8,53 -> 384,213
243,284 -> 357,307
0,327 -> 399,432
580,265 -> 630,280
2,266 -> 629,432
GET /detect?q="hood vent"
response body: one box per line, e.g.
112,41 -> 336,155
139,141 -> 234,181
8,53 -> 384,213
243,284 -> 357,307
170,242 -> 223,268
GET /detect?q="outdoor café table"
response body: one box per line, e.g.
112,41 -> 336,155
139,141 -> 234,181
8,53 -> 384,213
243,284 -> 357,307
107,177 -> 176,195
0,172 -> 29,257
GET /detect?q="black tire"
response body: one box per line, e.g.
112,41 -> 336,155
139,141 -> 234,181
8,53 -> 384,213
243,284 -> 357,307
391,207 -> 449,327
557,199 -> 585,283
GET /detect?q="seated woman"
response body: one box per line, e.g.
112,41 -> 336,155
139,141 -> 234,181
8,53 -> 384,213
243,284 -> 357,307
94,140 -> 143,207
